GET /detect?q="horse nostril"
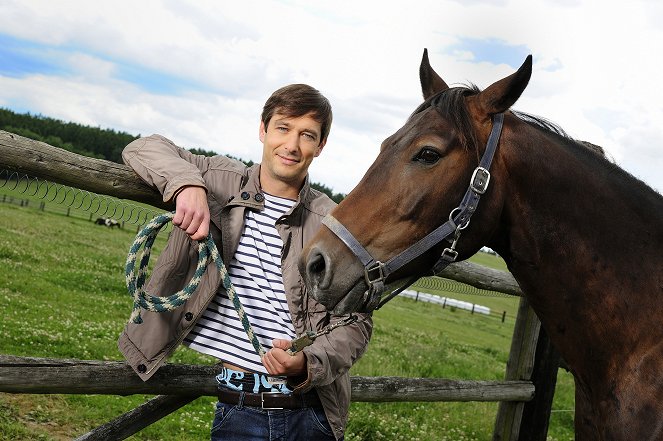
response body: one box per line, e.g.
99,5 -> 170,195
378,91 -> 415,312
309,253 -> 325,273
306,249 -> 330,289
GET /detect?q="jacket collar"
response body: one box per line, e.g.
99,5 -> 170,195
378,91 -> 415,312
227,163 -> 314,214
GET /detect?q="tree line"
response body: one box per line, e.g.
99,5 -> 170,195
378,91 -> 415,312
0,108 -> 345,202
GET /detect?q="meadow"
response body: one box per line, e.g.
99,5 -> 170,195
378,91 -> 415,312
0,194 -> 575,440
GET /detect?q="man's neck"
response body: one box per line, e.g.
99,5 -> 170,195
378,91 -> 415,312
259,168 -> 303,200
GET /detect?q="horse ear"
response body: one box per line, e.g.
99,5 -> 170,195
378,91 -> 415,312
420,48 -> 449,99
476,55 -> 532,115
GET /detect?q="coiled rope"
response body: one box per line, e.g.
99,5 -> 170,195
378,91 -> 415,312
125,212 -> 266,357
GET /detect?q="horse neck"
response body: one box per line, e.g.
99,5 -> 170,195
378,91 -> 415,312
477,119 -> 663,436
496,125 -> 663,274
492,124 -> 663,374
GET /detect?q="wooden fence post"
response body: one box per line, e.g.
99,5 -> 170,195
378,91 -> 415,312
517,327 -> 562,441
493,297 -> 540,441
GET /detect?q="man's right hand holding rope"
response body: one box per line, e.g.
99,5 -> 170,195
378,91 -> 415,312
172,186 -> 210,241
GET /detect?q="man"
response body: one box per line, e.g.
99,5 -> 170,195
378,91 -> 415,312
118,84 -> 372,440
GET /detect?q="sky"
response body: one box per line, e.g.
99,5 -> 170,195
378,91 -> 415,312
0,0 -> 662,195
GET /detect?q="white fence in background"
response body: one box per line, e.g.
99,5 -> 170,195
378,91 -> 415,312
400,290 -> 491,315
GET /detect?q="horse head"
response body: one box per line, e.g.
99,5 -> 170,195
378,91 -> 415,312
300,49 -> 532,314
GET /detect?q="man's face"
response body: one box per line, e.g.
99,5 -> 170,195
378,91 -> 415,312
259,112 -> 326,194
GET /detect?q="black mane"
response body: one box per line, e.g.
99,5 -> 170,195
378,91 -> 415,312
411,84 -> 661,198
413,83 -> 597,154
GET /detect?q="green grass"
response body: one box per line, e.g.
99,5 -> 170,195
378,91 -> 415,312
0,198 -> 575,440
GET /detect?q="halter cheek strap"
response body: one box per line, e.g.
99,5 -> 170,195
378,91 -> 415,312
322,112 -> 505,312
321,215 -> 387,310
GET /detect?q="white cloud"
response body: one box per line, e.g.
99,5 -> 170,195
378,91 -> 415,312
0,0 -> 661,194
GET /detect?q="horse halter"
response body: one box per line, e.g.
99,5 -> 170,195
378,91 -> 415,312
322,112 -> 505,312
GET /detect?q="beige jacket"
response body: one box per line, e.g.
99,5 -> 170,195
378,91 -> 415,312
117,134 -> 372,439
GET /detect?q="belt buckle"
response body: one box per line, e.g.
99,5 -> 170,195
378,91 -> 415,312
261,391 -> 284,410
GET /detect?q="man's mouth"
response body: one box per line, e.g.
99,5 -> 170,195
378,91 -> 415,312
278,154 -> 299,165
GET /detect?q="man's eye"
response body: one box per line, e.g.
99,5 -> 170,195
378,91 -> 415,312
413,147 -> 441,164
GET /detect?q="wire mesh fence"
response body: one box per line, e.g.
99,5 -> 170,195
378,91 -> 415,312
0,169 -> 169,232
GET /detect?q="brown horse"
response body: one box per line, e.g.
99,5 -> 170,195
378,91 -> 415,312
300,50 -> 663,440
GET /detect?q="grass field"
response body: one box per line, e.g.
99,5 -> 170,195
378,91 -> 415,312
0,195 -> 575,440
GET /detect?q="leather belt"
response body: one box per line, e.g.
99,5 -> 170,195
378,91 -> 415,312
217,389 -> 322,410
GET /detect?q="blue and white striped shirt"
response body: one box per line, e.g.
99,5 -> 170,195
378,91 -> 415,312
184,192 -> 297,372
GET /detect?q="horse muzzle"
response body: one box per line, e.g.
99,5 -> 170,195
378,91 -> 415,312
299,244 -> 370,314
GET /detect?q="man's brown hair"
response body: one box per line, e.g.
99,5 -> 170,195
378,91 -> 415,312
261,84 -> 333,145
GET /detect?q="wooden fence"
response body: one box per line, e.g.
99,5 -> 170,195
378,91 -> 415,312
0,129 -> 562,441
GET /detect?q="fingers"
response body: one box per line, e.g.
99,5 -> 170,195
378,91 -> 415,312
262,340 -> 306,376
173,186 -> 210,240
271,339 -> 291,350
262,351 -> 281,375
176,209 -> 209,240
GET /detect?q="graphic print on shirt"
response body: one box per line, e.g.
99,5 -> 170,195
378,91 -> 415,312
184,192 -> 297,372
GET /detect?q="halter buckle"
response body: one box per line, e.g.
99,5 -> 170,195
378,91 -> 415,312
470,167 -> 491,194
364,261 -> 386,285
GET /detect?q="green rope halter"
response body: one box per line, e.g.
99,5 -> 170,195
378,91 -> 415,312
125,212 -> 266,357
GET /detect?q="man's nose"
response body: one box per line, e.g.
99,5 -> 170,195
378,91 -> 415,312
283,133 -> 300,152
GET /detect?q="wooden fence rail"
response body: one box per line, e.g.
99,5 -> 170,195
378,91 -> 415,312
0,355 -> 534,403
0,130 -> 166,209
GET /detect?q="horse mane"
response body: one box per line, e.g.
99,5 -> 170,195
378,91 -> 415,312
508,107 -> 662,198
414,83 -> 574,150
415,83 -> 586,150
412,83 -> 662,199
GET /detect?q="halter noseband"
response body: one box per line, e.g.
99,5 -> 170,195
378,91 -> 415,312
322,112 -> 505,312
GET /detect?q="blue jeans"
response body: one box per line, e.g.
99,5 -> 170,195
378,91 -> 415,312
210,394 -> 338,441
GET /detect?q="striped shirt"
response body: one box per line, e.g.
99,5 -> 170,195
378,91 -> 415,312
184,192 -> 297,373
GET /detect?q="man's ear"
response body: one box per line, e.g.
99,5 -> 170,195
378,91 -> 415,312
315,139 -> 326,157
259,121 -> 266,143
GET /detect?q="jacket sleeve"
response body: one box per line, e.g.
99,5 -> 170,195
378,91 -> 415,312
122,134 -> 210,202
294,312 -> 373,391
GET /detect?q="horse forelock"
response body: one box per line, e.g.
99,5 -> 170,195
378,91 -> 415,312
410,85 -> 482,154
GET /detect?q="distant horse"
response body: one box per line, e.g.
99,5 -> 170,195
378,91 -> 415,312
300,50 -> 663,439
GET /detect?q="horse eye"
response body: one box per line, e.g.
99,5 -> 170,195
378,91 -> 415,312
414,147 -> 441,164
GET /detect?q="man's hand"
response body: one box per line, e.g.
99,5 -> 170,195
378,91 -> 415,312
262,339 -> 307,376
172,186 -> 210,241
